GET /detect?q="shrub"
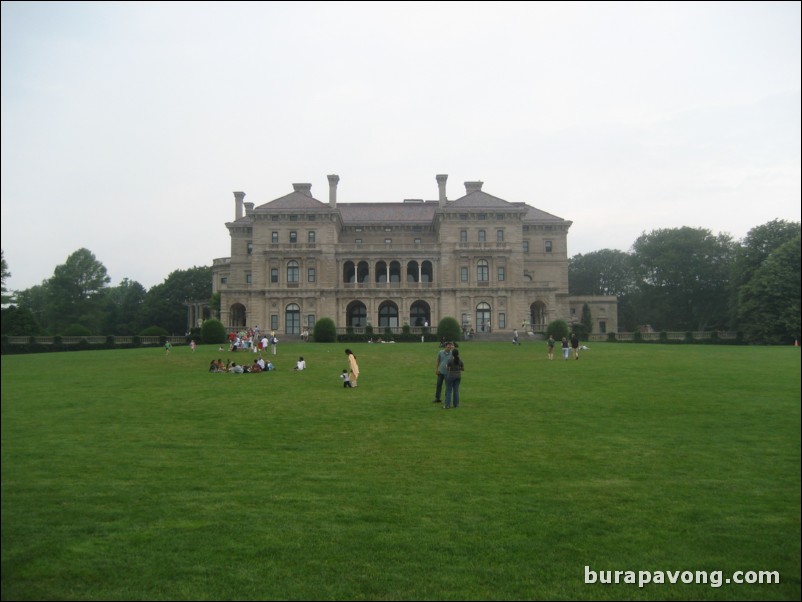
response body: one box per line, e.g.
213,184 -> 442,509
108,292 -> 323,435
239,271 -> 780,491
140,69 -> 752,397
546,320 -> 569,341
659,331 -> 668,344
313,318 -> 336,343
437,317 -> 462,342
140,325 -> 169,337
607,332 -> 617,342
384,327 -> 393,340
63,324 -> 92,337
201,319 -> 227,344
684,331 -> 694,343
402,324 -> 411,335
633,331 -> 643,342
365,324 -> 374,337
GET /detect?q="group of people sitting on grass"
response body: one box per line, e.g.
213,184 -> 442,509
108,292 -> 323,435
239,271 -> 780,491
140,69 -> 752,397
208,356 -> 275,373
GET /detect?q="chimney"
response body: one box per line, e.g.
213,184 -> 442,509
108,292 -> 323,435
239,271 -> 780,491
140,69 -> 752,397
292,183 -> 313,197
233,191 -> 245,220
465,181 -> 483,194
244,202 -> 254,215
436,174 -> 448,206
327,174 -> 340,207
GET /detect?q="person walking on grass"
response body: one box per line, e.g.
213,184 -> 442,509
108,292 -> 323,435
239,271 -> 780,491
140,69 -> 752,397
547,335 -> 555,360
345,349 -> 359,387
444,349 -> 464,409
433,341 -> 453,404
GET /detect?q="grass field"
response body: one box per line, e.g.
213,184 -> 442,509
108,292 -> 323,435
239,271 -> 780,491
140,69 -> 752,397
2,341 -> 800,601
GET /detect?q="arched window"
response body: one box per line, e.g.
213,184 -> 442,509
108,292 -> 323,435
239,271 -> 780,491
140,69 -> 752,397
287,260 -> 300,283
389,261 -> 401,283
421,260 -> 433,283
476,302 -> 491,333
347,301 -> 367,328
410,300 -> 430,327
343,261 -> 356,283
376,261 -> 387,283
357,261 -> 370,283
530,301 -> 548,330
285,303 -> 300,334
477,259 -> 489,282
378,301 -> 399,328
407,261 -> 419,283
230,303 -> 246,328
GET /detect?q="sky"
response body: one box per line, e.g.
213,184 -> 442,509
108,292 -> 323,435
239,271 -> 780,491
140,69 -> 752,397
2,1 -> 800,293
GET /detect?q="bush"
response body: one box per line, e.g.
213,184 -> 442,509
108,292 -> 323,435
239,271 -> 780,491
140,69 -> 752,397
659,331 -> 668,344
437,317 -> 462,342
607,332 -> 617,342
546,320 -> 569,341
383,327 -> 393,340
684,331 -> 694,343
63,324 -> 92,337
201,319 -> 227,344
140,325 -> 169,337
313,318 -> 336,343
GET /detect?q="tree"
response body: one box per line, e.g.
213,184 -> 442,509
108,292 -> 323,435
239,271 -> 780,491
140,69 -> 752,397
1,250 -> 14,305
1,305 -> 43,335
47,248 -> 110,334
731,220 -> 801,329
630,227 -> 735,331
102,278 -> 148,335
737,234 -> 801,343
581,303 -> 592,334
140,266 -> 212,334
15,283 -> 52,333
569,249 -> 637,331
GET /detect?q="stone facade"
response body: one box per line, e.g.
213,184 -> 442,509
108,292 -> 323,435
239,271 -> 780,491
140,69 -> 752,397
211,175 -> 617,336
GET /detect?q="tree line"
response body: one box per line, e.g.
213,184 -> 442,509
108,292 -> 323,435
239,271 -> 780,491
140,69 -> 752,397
569,220 -> 800,344
2,218 -> 800,343
1,248 -> 213,337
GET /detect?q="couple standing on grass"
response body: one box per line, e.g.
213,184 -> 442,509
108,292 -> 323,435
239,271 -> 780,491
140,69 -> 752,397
433,341 -> 464,409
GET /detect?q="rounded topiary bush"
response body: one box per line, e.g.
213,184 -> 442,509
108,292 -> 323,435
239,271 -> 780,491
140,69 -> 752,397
140,325 -> 169,337
62,324 -> 92,337
546,320 -> 569,341
437,317 -> 462,342
201,319 -> 227,344
313,317 -> 336,343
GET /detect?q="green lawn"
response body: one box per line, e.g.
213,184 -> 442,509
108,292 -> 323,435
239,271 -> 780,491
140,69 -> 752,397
2,342 -> 800,600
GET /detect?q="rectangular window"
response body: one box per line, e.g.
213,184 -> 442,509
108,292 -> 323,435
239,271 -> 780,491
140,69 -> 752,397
414,238 -> 421,245
497,230 -> 504,242
307,314 -> 316,328
498,267 -> 505,281
308,231 -> 316,243
290,231 -> 297,243
478,230 -> 486,242
385,238 -> 392,244
271,315 -> 279,330
245,273 -> 252,284
460,266 -> 469,282
247,241 -> 253,255
307,268 -> 316,283
220,277 -> 227,285
599,320 -> 607,334
545,240 -> 553,253
498,313 -> 506,329
460,230 -> 468,242
355,239 -> 363,245
272,231 -> 279,243
271,268 -> 278,283
523,240 -> 529,253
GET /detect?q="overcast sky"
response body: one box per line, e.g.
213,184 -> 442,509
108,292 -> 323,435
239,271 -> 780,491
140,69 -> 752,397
2,1 -> 800,292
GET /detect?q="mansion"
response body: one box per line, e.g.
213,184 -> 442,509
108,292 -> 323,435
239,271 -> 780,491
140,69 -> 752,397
210,175 -> 617,337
